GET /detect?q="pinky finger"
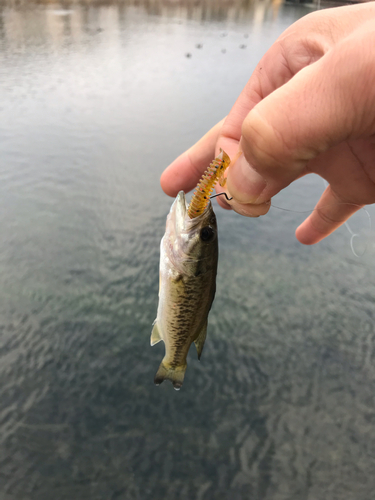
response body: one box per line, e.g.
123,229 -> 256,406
295,185 -> 364,245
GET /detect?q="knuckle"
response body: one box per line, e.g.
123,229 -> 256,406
316,209 -> 339,228
241,110 -> 291,169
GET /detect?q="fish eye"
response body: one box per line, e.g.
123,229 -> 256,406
200,226 -> 215,242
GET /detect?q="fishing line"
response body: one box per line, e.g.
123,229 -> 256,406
325,179 -> 370,257
210,192 -> 370,221
210,192 -> 233,201
272,202 -> 372,258
210,192 -> 373,258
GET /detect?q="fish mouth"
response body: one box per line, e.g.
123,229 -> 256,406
169,191 -> 187,233
174,191 -> 187,218
168,191 -> 213,239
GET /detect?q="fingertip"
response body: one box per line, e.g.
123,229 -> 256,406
160,165 -> 179,197
295,187 -> 363,245
295,220 -> 323,245
161,118 -> 229,198
231,199 -> 271,217
160,153 -> 198,197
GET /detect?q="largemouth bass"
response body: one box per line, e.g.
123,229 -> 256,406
151,191 -> 218,389
151,150 -> 236,390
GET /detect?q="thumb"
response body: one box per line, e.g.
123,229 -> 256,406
227,23 -> 375,205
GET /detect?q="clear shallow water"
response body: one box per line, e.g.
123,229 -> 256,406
1,1 -> 375,499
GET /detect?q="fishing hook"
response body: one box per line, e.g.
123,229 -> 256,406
210,192 -> 233,201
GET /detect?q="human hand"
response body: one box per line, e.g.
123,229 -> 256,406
161,3 -> 375,244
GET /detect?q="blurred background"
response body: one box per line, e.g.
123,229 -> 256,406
1,0 -> 375,499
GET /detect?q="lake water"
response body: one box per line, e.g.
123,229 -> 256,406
1,0 -> 375,498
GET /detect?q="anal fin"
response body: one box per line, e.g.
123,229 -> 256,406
150,321 -> 162,346
194,322 -> 208,360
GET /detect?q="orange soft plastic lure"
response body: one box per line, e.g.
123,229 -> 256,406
187,149 -> 231,219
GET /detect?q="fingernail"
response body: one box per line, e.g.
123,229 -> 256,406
227,154 -> 267,204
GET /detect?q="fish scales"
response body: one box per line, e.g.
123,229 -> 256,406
151,150 -> 234,389
164,276 -> 213,367
151,191 -> 218,389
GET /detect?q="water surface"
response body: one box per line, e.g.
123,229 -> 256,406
1,1 -> 375,499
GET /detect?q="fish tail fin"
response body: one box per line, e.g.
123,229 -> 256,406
154,361 -> 187,391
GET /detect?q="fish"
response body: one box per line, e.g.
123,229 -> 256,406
151,149 -> 234,390
151,191 -> 218,389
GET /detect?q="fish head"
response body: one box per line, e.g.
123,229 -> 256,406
165,191 -> 218,276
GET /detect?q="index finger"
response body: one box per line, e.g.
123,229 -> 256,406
160,119 -> 225,197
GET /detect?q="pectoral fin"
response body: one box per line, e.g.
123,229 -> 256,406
150,321 -> 162,346
194,322 -> 208,360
